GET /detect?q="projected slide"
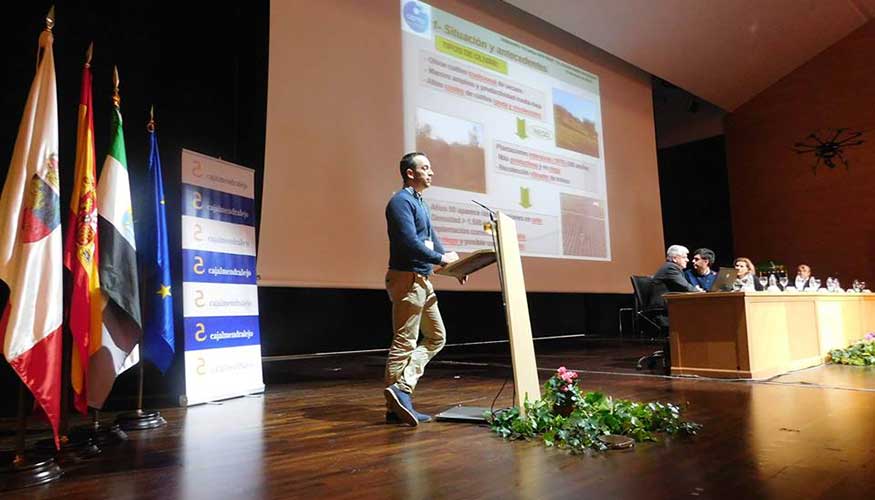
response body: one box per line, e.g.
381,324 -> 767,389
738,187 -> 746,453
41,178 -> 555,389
401,0 -> 610,260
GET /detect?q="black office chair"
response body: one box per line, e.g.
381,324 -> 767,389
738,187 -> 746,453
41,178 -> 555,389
629,276 -> 666,336
629,276 -> 669,371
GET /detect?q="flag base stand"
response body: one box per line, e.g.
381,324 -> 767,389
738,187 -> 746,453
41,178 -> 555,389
0,451 -> 63,491
68,414 -> 128,448
115,409 -> 166,431
68,423 -> 127,447
34,433 -> 101,463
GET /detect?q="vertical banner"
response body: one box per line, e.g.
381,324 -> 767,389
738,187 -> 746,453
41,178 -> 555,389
181,149 -> 264,405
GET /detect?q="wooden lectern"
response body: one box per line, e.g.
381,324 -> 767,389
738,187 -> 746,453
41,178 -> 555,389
435,211 -> 541,420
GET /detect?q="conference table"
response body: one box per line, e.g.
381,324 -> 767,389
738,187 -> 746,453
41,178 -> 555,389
665,291 -> 875,379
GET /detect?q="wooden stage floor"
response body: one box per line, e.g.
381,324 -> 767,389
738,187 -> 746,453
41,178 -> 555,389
2,339 -> 875,499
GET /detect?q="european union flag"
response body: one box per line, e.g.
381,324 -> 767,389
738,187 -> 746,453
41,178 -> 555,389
141,116 -> 175,373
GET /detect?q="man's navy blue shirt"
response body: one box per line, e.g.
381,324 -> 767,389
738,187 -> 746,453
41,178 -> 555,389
386,187 -> 445,275
684,268 -> 717,291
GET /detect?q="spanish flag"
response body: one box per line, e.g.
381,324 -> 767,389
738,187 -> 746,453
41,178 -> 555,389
0,23 -> 63,449
64,44 -> 101,415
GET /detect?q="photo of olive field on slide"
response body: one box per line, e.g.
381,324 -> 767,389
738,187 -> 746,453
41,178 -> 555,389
560,192 -> 607,258
552,88 -> 600,158
415,108 -> 486,193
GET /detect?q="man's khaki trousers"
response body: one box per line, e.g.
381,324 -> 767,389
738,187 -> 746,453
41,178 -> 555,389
384,270 -> 446,393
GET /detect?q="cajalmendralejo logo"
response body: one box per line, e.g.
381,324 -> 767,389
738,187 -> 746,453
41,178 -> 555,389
403,1 -> 429,33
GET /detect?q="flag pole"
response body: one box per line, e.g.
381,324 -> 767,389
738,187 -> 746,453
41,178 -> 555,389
115,106 -> 166,431
0,6 -> 63,491
136,107 -> 153,412
136,106 -> 155,412
71,404 -> 128,447
0,382 -> 62,491
61,39 -> 94,440
70,66 -> 127,445
37,40 -> 102,462
14,383 -> 28,465
77,67 -> 126,444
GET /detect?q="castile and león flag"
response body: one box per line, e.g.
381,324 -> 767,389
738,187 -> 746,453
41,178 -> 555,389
0,22 -> 63,450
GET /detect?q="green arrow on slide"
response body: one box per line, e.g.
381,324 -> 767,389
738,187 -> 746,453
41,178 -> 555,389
516,118 -> 528,139
519,187 -> 532,208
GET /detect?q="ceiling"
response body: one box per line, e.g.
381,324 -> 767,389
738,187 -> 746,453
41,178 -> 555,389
505,0 -> 875,111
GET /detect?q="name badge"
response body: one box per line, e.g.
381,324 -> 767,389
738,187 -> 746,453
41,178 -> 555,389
424,239 -> 434,251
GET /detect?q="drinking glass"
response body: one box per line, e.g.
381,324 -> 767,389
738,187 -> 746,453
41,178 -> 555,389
810,277 -> 820,291
779,275 -> 789,290
795,275 -> 805,290
758,275 -> 768,289
853,279 -> 862,293
826,277 -> 835,292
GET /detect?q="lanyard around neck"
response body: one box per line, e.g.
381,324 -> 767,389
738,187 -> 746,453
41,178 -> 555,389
407,187 -> 432,240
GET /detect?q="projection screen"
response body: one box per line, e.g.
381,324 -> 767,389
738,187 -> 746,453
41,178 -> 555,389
259,0 -> 664,293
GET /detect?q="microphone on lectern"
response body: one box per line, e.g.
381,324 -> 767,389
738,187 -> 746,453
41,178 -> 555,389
471,200 -> 496,221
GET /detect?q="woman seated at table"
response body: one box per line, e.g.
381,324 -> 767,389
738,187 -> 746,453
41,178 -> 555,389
733,257 -> 763,291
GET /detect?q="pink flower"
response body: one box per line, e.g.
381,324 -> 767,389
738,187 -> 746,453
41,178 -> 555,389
558,370 -> 579,384
865,332 -> 875,341
555,367 -> 580,391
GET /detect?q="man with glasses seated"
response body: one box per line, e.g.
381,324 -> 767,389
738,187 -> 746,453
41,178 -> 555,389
795,264 -> 812,290
640,244 -> 700,370
684,248 -> 718,291
651,245 -> 700,315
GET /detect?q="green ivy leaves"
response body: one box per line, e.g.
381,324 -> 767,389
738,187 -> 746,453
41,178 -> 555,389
828,337 -> 875,366
487,371 -> 701,454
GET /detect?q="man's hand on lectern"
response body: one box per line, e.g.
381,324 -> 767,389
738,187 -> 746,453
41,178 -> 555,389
441,251 -> 459,265
457,275 -> 468,285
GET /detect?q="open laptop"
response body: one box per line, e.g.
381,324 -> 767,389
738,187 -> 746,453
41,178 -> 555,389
709,268 -> 736,292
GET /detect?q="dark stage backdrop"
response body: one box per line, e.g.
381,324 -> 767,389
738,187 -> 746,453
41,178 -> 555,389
657,135 -> 735,270
0,0 -> 270,411
0,1 -> 644,413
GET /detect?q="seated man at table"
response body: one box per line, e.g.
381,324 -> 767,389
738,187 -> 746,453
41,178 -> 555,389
684,248 -> 718,291
795,264 -> 812,290
650,245 -> 700,317
638,245 -> 699,370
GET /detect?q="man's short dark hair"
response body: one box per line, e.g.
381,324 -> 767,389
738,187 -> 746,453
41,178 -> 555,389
399,152 -> 426,182
693,248 -> 716,265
